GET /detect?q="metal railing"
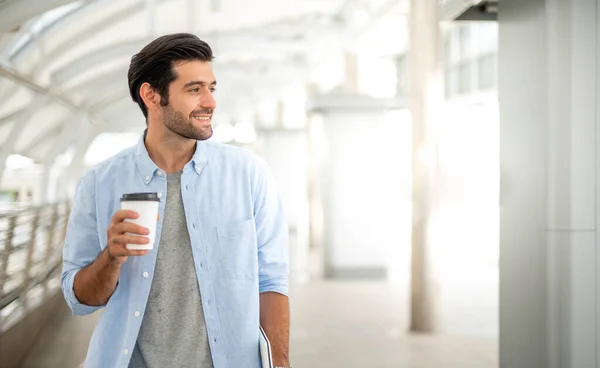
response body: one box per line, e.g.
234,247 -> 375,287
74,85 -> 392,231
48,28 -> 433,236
0,201 -> 71,330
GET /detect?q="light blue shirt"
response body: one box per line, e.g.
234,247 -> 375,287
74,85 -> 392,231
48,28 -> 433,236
61,133 -> 289,368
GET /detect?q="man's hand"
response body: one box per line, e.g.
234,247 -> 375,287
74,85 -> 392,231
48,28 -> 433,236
73,211 -> 157,306
106,210 -> 151,265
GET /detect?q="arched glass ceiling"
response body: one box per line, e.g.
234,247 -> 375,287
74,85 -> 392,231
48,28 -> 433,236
0,0 -> 408,169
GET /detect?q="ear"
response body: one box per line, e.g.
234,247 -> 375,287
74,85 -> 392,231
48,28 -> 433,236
139,82 -> 161,114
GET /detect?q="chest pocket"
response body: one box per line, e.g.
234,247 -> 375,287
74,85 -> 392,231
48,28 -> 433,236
216,219 -> 258,280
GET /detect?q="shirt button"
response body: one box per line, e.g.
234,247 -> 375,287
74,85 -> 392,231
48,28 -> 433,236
145,176 -> 150,181
123,349 -> 129,355
213,338 -> 218,343
207,299 -> 211,306
157,171 -> 164,176
192,223 -> 196,229
157,192 -> 163,199
143,272 -> 149,278
185,184 -> 189,191
200,262 -> 204,269
135,311 -> 140,317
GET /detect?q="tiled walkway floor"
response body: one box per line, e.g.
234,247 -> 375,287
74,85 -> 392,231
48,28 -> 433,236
20,280 -> 497,368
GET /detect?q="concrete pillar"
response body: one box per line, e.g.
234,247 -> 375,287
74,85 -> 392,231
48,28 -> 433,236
343,53 -> 359,94
18,185 -> 28,203
408,0 -> 443,332
396,54 -> 408,98
498,1 -> 549,365
276,100 -> 285,128
37,164 -> 50,204
306,113 -> 325,279
499,0 -> 598,367
305,84 -> 326,279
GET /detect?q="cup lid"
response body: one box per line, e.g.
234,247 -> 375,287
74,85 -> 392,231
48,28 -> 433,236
120,192 -> 160,202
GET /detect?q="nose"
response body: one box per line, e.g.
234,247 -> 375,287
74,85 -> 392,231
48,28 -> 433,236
201,90 -> 216,110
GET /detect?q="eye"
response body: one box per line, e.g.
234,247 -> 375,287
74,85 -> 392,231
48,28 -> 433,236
209,87 -> 217,93
190,88 -> 200,93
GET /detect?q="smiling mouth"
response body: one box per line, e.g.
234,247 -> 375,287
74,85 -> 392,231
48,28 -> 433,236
191,115 -> 211,121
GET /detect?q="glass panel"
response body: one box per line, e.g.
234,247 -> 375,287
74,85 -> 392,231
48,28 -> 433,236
478,54 -> 497,90
445,68 -> 458,98
458,63 -> 472,95
459,25 -> 471,59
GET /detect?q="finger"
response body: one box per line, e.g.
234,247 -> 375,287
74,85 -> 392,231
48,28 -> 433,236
111,210 -> 139,225
111,234 -> 150,246
108,245 -> 149,258
114,222 -> 149,235
157,213 -> 160,221
126,250 -> 150,257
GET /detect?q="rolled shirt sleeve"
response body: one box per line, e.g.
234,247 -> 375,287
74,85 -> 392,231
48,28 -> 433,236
253,158 -> 289,296
61,170 -> 104,316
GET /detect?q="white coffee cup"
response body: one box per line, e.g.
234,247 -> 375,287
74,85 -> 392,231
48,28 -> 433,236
120,192 -> 160,250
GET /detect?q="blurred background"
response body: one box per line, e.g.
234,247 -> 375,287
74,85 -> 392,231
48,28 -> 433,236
0,0 -> 596,367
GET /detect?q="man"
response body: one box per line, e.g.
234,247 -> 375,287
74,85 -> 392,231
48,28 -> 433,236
61,33 -> 291,368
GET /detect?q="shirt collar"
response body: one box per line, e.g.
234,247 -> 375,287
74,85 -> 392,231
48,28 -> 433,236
135,130 -> 210,185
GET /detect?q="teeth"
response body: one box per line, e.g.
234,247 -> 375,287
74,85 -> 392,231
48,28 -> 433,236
193,116 -> 210,121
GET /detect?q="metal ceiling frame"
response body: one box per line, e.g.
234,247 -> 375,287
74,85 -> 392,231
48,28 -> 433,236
31,1 -> 145,74
0,109 -> 22,128
43,0 -> 397,102
0,63 -> 110,177
0,0 -> 408,181
0,63 -> 82,112
0,0 -> 82,34
2,0 -> 383,112
0,94 -> 47,177
8,0 -> 117,62
0,63 -> 108,125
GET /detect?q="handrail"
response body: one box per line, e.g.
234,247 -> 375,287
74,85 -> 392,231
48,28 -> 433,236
0,200 -> 71,322
0,201 -> 64,219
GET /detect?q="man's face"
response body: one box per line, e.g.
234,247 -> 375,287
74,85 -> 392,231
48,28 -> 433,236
161,60 -> 216,141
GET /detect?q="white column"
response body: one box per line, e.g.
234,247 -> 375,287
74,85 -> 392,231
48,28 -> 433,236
498,1 -> 549,364
276,100 -> 285,128
18,185 -> 28,203
408,0 -> 443,332
395,54 -> 408,98
306,86 -> 326,280
499,0 -> 599,367
37,163 -> 50,204
343,53 -> 359,94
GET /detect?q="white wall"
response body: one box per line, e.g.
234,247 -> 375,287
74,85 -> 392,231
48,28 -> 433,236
311,100 -> 410,279
499,0 -> 598,366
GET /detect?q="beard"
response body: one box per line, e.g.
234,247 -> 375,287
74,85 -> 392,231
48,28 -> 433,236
162,105 -> 213,141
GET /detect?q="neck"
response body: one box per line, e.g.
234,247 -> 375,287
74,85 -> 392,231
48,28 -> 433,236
145,120 -> 196,173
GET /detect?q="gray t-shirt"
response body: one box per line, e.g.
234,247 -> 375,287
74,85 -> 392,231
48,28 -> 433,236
129,171 -> 213,368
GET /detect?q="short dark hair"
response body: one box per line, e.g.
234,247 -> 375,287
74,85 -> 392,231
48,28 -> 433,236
127,33 -> 214,119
